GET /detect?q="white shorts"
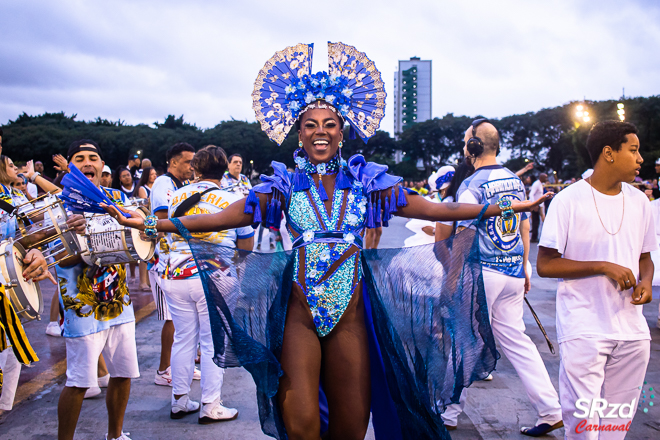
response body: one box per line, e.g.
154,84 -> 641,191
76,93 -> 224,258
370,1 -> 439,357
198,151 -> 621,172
150,271 -> 172,321
65,321 -> 140,388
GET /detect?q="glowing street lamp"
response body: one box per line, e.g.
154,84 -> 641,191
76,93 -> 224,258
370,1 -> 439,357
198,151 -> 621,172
575,104 -> 590,124
617,103 -> 625,121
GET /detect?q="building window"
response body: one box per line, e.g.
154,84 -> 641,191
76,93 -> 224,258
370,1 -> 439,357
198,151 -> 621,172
413,85 -> 416,89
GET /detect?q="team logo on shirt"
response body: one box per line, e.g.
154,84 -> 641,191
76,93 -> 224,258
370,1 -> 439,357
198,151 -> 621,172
60,265 -> 131,321
487,193 -> 522,251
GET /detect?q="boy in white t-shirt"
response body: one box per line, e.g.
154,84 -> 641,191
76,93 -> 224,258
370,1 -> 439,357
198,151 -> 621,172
538,121 -> 656,439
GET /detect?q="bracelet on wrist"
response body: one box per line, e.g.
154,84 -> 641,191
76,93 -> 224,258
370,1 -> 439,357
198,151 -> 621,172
144,215 -> 158,237
497,197 -> 514,220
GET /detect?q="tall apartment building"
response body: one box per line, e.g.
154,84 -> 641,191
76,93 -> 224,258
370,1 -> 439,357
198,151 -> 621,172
393,57 -> 432,137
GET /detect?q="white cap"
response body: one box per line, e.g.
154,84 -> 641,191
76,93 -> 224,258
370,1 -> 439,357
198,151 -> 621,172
581,168 -> 594,180
429,165 -> 455,192
655,158 -> 660,165
102,165 -> 112,175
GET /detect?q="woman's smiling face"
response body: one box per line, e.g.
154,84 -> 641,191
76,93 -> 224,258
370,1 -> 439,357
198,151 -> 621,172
298,102 -> 343,165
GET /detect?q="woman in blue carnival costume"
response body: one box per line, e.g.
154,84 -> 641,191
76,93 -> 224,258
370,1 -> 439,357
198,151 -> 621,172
106,42 -> 549,440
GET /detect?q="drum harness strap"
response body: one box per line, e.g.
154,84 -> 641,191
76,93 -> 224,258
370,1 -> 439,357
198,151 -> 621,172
0,284 -> 39,390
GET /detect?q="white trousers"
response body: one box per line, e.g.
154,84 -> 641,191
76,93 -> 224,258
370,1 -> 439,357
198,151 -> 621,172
161,277 -> 223,404
559,338 -> 649,440
442,270 -> 562,426
0,347 -> 21,410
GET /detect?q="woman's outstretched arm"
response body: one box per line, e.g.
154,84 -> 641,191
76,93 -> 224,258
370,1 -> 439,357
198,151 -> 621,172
396,186 -> 551,222
103,192 -> 267,233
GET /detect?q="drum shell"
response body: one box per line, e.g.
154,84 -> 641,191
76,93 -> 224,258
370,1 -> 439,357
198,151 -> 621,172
80,208 -> 155,267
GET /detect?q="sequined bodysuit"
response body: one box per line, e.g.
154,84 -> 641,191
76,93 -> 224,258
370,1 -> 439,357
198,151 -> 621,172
287,178 -> 367,336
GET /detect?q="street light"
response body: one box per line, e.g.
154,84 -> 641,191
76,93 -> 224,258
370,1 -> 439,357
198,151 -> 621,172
575,104 -> 590,124
617,103 -> 625,121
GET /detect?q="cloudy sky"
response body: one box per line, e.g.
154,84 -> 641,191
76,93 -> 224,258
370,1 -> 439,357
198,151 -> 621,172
1,0 -> 659,135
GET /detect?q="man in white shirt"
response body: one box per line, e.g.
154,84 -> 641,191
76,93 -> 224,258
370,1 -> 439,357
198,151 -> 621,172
537,120 -> 655,439
150,142 -> 197,386
529,173 -> 547,242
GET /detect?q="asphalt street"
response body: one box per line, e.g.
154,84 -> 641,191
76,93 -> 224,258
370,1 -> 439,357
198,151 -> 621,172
1,216 -> 659,439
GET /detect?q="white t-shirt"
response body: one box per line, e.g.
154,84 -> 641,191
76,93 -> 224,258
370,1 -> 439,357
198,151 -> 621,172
403,194 -> 441,247
540,179 -> 657,343
529,179 -> 544,203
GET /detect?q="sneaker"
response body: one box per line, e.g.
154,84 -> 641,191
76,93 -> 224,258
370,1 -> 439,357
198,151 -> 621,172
84,386 -> 101,399
105,432 -> 131,440
46,321 -> 62,337
198,399 -> 238,424
193,367 -> 201,381
171,394 -> 200,419
155,367 -> 172,386
98,374 -> 110,388
483,373 -> 494,381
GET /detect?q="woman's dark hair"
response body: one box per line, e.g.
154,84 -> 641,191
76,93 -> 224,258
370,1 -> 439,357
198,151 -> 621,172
133,166 -> 155,197
586,120 -> 638,165
111,167 -> 132,190
192,145 -> 228,180
444,161 -> 475,202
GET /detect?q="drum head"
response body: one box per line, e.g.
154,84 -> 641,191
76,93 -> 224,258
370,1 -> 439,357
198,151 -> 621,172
11,245 -> 41,309
131,228 -> 155,261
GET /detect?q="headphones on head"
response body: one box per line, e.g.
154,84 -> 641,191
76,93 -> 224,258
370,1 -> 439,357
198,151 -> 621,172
466,118 -> 489,158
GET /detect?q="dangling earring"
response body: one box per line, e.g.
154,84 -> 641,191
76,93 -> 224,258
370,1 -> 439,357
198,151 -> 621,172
338,141 -> 343,148
299,141 -> 303,147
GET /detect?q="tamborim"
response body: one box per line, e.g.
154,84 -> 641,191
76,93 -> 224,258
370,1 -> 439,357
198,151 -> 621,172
0,239 -> 43,322
79,207 -> 155,266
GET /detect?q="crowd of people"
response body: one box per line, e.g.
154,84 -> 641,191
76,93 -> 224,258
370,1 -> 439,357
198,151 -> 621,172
0,42 -> 657,440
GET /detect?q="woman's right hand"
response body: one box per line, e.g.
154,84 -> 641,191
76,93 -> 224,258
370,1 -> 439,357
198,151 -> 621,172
101,204 -> 147,230
511,193 -> 553,213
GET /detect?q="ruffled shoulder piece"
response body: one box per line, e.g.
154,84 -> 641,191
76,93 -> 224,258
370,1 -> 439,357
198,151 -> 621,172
252,44 -> 314,145
252,161 -> 292,196
347,154 -> 401,195
245,161 -> 292,229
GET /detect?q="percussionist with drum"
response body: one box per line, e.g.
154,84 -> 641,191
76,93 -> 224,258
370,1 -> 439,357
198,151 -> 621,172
55,140 -> 153,440
0,152 -> 86,417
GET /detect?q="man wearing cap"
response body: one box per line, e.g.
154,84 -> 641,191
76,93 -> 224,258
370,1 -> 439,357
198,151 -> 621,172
57,139 -> 139,440
101,165 -> 113,188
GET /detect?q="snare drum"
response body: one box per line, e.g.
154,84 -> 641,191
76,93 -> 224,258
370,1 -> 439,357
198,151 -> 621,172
79,206 -> 155,266
0,239 -> 43,322
14,193 -> 82,264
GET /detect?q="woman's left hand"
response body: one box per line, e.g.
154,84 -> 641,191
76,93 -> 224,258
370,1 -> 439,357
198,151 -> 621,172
512,193 -> 553,213
25,160 -> 36,180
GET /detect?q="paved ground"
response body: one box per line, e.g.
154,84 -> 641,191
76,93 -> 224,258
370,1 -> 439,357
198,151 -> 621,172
1,216 -> 660,439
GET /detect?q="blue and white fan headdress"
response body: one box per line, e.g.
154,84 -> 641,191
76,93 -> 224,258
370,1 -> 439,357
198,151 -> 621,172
252,42 -> 386,145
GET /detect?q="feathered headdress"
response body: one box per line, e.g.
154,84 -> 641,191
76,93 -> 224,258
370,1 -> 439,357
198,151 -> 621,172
252,42 -> 386,145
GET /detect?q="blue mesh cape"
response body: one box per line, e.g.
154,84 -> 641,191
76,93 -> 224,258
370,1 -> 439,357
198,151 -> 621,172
172,211 -> 497,439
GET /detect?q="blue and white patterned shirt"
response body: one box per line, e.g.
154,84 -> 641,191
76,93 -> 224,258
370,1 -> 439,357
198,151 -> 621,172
457,165 -> 529,278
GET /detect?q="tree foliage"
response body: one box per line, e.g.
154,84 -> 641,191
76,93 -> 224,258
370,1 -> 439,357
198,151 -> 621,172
2,96 -> 659,180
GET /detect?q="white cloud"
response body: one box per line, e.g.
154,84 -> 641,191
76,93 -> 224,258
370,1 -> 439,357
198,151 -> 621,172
1,0 -> 658,134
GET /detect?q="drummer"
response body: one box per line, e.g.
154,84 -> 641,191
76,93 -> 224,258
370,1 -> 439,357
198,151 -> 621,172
56,140 -> 139,440
0,154 -> 81,420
